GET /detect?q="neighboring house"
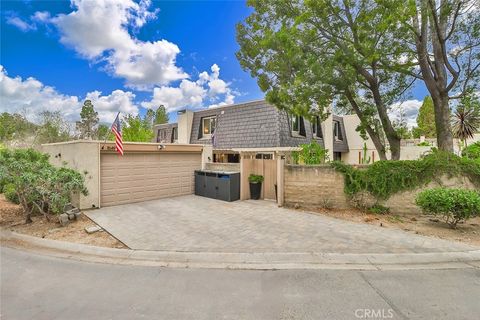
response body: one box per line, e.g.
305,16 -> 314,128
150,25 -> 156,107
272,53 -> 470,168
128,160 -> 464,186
153,100 -> 358,163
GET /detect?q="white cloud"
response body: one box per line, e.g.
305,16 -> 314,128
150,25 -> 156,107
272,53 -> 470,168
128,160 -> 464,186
49,0 -> 187,89
0,66 -> 138,123
142,64 -> 236,112
31,11 -> 51,23
389,99 -> 423,128
6,16 -> 36,32
85,90 -> 138,123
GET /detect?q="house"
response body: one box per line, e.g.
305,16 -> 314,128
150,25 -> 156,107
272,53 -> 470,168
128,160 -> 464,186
153,99 -> 385,165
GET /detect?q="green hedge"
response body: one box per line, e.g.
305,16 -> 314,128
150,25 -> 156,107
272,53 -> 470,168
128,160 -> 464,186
331,150 -> 480,200
416,188 -> 480,228
462,142 -> 480,160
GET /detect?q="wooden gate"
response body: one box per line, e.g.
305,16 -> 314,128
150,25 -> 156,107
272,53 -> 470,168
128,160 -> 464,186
240,158 -> 277,200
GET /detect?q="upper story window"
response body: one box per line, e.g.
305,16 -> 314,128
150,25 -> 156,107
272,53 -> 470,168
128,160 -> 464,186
312,116 -> 323,138
202,116 -> 216,138
333,121 -> 343,141
291,115 -> 300,135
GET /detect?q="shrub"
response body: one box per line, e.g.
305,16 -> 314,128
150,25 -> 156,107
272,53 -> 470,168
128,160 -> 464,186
292,141 -> 329,164
332,149 -> 480,200
248,174 -> 264,184
415,188 -> 480,228
3,183 -> 19,204
416,141 -> 431,147
462,141 -> 480,159
0,148 -> 88,223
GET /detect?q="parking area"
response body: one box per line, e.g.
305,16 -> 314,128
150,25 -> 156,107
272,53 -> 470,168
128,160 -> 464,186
85,195 -> 476,253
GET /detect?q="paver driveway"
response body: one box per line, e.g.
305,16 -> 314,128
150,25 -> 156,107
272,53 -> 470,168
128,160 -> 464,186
85,195 -> 477,253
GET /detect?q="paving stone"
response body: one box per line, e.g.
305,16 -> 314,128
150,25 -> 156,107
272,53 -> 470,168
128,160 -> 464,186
84,195 -> 477,253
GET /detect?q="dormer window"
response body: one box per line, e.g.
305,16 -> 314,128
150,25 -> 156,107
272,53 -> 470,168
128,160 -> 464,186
334,121 -> 343,141
201,116 -> 216,138
291,115 -> 300,134
312,116 -> 323,138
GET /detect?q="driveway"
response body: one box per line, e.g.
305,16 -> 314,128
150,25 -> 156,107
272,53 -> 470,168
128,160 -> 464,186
85,195 -> 476,253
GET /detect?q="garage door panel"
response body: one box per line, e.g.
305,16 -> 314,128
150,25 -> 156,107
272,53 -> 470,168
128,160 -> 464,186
100,152 -> 201,207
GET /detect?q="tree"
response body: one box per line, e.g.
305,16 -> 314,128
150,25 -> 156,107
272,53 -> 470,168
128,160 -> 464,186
96,124 -> 113,141
154,105 -> 169,125
122,114 -> 154,142
386,0 -> 480,152
236,0 -> 412,160
0,113 -> 37,142
452,94 -> 480,147
76,100 -> 99,139
416,96 -> 437,138
35,111 -> 71,144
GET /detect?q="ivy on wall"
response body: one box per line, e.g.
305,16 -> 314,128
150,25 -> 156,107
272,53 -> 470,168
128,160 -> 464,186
331,150 -> 480,200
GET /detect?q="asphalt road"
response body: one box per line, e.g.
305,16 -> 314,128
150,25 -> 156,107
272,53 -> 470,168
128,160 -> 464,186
1,247 -> 479,320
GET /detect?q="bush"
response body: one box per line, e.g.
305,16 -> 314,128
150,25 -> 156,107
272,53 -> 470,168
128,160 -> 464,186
462,142 -> 480,159
292,141 -> 329,164
416,141 -> 431,147
332,149 -> 480,200
3,183 -> 19,204
248,174 -> 264,183
415,188 -> 480,228
0,148 -> 88,223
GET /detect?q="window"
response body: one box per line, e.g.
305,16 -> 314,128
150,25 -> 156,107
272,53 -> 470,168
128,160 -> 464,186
312,116 -> 323,138
333,152 -> 342,161
291,115 -> 300,134
202,116 -> 216,138
171,127 -> 178,143
333,121 -> 343,141
157,129 -> 167,142
255,153 -> 273,160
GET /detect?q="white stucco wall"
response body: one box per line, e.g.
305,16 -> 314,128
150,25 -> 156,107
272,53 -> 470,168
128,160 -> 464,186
41,141 -> 100,210
341,114 -> 380,164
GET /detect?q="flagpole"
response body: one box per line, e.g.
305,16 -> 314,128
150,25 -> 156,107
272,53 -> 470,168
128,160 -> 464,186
102,112 -> 120,150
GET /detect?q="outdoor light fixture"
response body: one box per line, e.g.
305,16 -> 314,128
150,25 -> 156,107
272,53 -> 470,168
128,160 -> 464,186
158,144 -> 165,150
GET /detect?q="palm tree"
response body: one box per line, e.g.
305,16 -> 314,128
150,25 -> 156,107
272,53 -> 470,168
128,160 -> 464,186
452,106 -> 480,148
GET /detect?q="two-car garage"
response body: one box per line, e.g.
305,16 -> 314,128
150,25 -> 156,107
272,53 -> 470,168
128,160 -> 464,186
41,141 -> 203,209
100,152 -> 201,207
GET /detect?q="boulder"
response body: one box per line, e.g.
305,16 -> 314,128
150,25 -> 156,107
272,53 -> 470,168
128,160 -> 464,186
85,225 -> 102,234
58,214 -> 69,227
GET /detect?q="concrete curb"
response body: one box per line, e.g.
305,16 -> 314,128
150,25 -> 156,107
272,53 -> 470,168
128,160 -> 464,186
1,230 -> 479,270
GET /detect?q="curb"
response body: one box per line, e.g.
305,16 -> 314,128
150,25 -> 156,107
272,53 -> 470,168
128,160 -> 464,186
1,230 -> 480,270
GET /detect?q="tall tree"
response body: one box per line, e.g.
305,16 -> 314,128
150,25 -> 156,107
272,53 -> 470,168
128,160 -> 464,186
416,96 -> 437,137
76,100 -> 99,140
154,105 -> 169,125
122,114 -> 154,142
35,111 -> 71,144
386,0 -> 480,152
236,0 -> 412,160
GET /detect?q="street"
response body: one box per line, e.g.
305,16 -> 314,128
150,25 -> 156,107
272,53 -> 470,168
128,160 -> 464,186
1,247 -> 479,320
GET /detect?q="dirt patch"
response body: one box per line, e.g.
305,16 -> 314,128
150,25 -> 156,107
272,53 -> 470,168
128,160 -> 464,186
0,195 -> 126,249
299,206 -> 480,247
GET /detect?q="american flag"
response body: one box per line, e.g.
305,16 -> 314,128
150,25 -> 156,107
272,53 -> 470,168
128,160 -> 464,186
111,113 -> 124,156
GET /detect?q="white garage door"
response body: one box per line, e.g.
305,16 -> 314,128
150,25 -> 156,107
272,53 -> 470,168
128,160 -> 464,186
100,152 -> 201,207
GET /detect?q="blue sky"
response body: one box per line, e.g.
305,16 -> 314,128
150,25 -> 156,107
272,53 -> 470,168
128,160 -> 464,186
1,0 -> 426,126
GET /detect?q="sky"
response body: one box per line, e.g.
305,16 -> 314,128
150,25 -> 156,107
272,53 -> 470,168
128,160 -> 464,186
0,0 -> 426,126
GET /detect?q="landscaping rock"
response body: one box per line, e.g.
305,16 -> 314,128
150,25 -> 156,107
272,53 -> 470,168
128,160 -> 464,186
64,203 -> 75,212
58,214 -> 69,227
73,211 -> 82,219
85,225 -> 102,234
67,213 -> 75,220
65,208 -> 80,215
